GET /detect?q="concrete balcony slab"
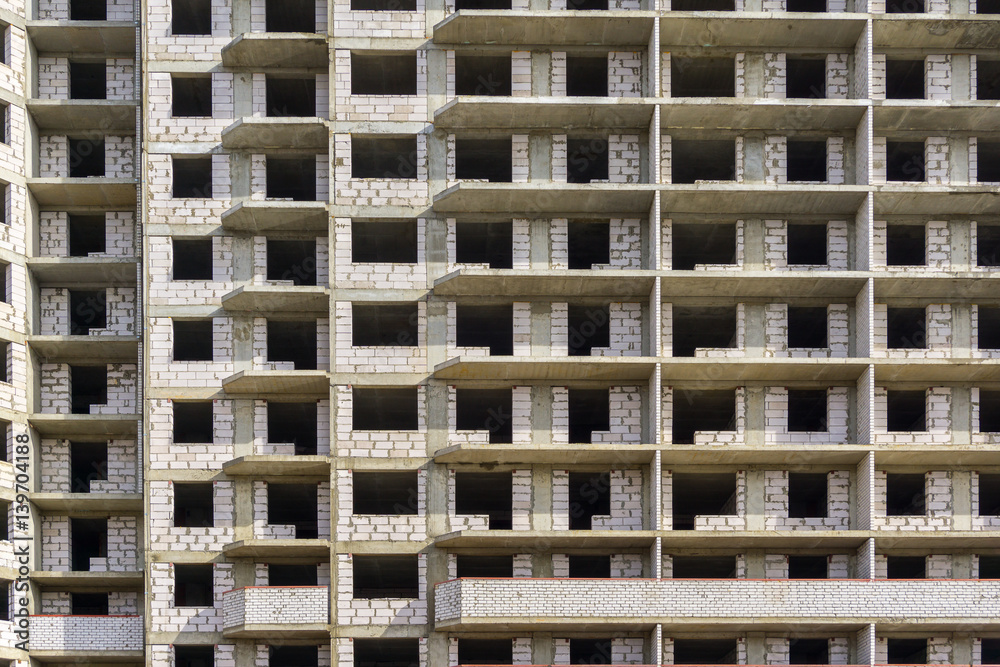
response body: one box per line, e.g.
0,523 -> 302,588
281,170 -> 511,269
221,200 -> 329,232
29,570 -> 143,591
26,257 -> 137,285
659,184 -> 868,216
433,10 -> 656,46
434,97 -> 654,130
661,98 -> 867,132
221,370 -> 330,396
28,413 -> 138,437
433,183 -> 656,216
659,271 -> 868,299
873,272 -> 1000,300
222,586 -> 329,638
874,100 -> 1000,133
26,21 -> 136,53
874,186 -> 1000,216
873,357 -> 1000,383
434,269 -> 656,298
434,356 -> 658,381
28,336 -> 138,363
221,117 -> 329,150
221,285 -> 330,313
657,358 -> 869,383
223,538 -> 330,558
435,529 -> 658,549
222,32 -> 328,68
873,15 -> 1000,49
660,12 -> 866,49
434,443 -> 657,465
30,492 -> 142,513
223,454 -> 330,477
27,178 -> 137,207
27,99 -> 137,132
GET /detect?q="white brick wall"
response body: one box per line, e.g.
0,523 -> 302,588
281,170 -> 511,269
223,586 -> 328,629
336,553 -> 427,624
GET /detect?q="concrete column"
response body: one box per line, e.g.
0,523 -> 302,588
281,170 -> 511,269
952,470 -> 973,530
742,54 -> 766,97
744,304 -> 767,357
745,467 -> 766,530
745,632 -> 767,664
949,220 -> 972,269
533,632 -> 555,665
531,302 -> 551,354
745,386 -> 765,446
529,133 -> 552,181
530,218 -> 549,268
951,304 -> 973,359
424,299 -> 448,370
949,135 -> 970,184
744,550 -> 766,578
532,464 -> 553,531
952,55 -> 972,101
233,72 -> 253,118
742,218 -> 765,268
532,52 -> 552,96
742,133 -> 766,183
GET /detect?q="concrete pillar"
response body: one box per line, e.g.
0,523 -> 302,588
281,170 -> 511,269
742,133 -> 766,183
949,220 -> 972,269
743,54 -> 766,97
952,470 -> 973,530
745,467 -> 766,530
744,304 -> 766,357
529,133 -> 551,181
533,464 -> 553,531
951,304 -> 973,358
952,55 -> 972,101
950,135 -> 970,184
742,218 -> 765,269
530,218 -> 549,268
950,386 -> 972,446
745,386 -> 765,446
531,302 -> 551,354
744,550 -> 767,578
745,633 -> 767,664
532,52 -> 551,96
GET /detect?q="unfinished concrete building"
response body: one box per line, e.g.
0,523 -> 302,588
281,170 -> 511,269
0,0 -> 998,664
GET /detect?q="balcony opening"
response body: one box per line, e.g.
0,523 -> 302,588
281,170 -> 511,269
268,483 -> 318,538
268,402 -> 318,455
457,554 -> 513,577
266,76 -> 316,117
566,136 -> 609,184
352,136 -> 418,179
353,303 -> 418,347
173,238 -> 213,280
354,639 -> 420,667
70,441 -> 107,493
268,564 -> 318,586
788,555 -> 828,579
886,224 -> 925,266
569,554 -> 611,577
568,471 -> 611,530
176,646 -> 214,667
456,388 -> 513,443
173,319 -> 213,362
266,157 -> 317,202
0,265 -> 6,303
173,402 -> 214,444
886,390 -> 926,432
70,0 -> 106,20
568,304 -> 610,356
455,55 -> 512,96
455,471 -> 512,529
886,0 -> 924,11
267,320 -> 317,369
671,0 -> 734,8
173,157 -> 213,198
787,222 -> 827,265
787,0 -> 826,10
72,592 -> 108,615
788,306 -> 828,349
979,391 -> 1000,435
888,639 -> 927,664
672,139 -> 736,183
69,61 -> 106,100
788,389 -> 827,432
789,639 -> 830,663
672,222 -> 736,269
459,639 -> 513,666
886,472 -> 925,515
786,57 -> 826,98
569,388 -> 610,444
68,214 -> 106,256
673,306 -> 737,357
886,307 -> 926,349
672,555 -> 735,578
885,60 -> 925,98
671,57 -> 735,97
568,220 -> 610,269
271,646 -> 318,667
979,473 -> 1000,516
172,76 -> 211,117
672,389 -> 736,445
566,55 -> 608,97
351,54 -> 418,95
886,555 -> 925,578
886,141 -> 925,182
977,141 -> 1000,184
353,220 -> 418,263
456,137 -> 513,182
352,387 -> 419,430
456,304 -> 513,354
69,290 -> 107,335
787,140 -> 827,182
982,639 -> 1000,664
789,472 -> 828,518
172,0 -> 211,34
353,555 -> 418,598
979,306 -> 1000,350
674,639 -> 739,664
570,639 -> 613,665
455,0 -> 510,9
175,564 -> 214,607
69,138 -> 105,177
672,472 -> 737,529
456,221 -> 512,268
353,471 -> 418,514
0,343 -> 6,383
70,365 -> 107,414
70,517 -> 107,571
978,60 -> 1000,99
265,0 -> 316,32
978,224 -> 1000,267
267,239 -> 317,285
174,482 -> 214,528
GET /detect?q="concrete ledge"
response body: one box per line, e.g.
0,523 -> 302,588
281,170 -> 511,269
221,370 -> 331,396
874,100 -> 1000,133
434,269 -> 656,297
28,413 -> 138,437
221,200 -> 329,232
30,492 -> 142,513
433,183 -> 656,216
873,273 -> 1000,300
28,336 -> 138,363
659,12 -> 866,48
434,356 -> 658,381
27,178 -> 138,207
661,98 -> 867,132
434,443 -> 657,465
26,21 -> 136,53
874,187 -> 1000,216
27,99 -> 137,132
660,358 -> 868,383
660,271 -> 867,299
659,185 -> 867,216
221,285 -> 330,313
433,10 -> 656,46
29,570 -> 143,591
222,32 -> 328,68
873,15 -> 1000,49
223,455 -> 330,477
872,358 -> 1000,383
223,538 -> 330,558
435,529 -> 658,549
435,97 -> 654,130
221,117 -> 329,150
26,257 -> 137,285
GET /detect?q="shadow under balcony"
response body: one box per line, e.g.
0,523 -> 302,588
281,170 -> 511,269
221,117 -> 328,150
221,200 -> 329,233
222,33 -> 328,68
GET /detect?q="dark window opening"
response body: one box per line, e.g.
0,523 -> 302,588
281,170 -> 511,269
671,57 -> 735,97
787,0 -> 826,10
351,0 -> 417,8
175,564 -> 213,607
353,471 -> 419,515
886,472 -> 926,516
568,220 -> 610,269
569,388 -> 610,444
787,223 -> 827,265
886,225 -> 925,266
456,221 -> 512,268
978,141 -> 1000,183
266,157 -> 317,202
980,307 -> 1000,350
788,389 -> 828,432
887,639 -> 927,664
886,0 -> 924,11
978,225 -> 1000,268
354,639 -> 420,667
672,472 -> 737,530
566,55 -> 608,97
268,483 -> 318,538
0,424 -> 7,462
0,343 -> 6,383
176,646 -> 215,667
786,57 -> 826,98
980,0 -> 1000,11
268,564 -> 318,586
886,141 -> 925,182
457,555 -> 512,577
456,471 -> 512,529
570,638 -> 612,665
886,60 -> 925,98
455,0 -> 510,9
887,307 -> 926,349
981,639 -> 1000,664
981,555 -> 1000,578
267,320 -> 317,369
0,504 -> 7,540
271,646 -> 318,667
977,60 -> 1000,99
352,220 -> 418,264
172,76 -> 211,117
268,402 -> 318,455
69,62 -> 106,100
70,517 -> 106,571
568,554 -> 611,577
567,0 -> 608,9
788,555 -> 828,579
173,157 -> 213,198
980,390 -> 1000,433
352,387 -> 419,430
172,0 -> 211,34
70,365 -> 106,415
267,238 -> 317,285
672,222 -> 736,269
457,388 -> 513,443
788,139 -> 827,182
886,390 -> 926,432
70,441 -> 107,493
459,640 -> 513,666
455,55 -> 512,96
673,306 -> 737,357
353,555 -> 418,598
979,473 -> 1000,516
174,483 -> 214,528
69,290 -> 107,335
173,238 -> 213,280
788,306 -> 828,349
886,555 -> 926,578
672,389 -> 736,445
352,136 -> 418,179
456,137 -> 512,182
352,54 -> 417,95
266,0 -> 315,31
672,139 -> 735,183
672,555 -> 735,578
173,319 -> 213,362
266,76 -> 315,117
0,265 -> 6,302
671,0 -> 734,7
69,138 -> 104,177
789,472 -> 828,518
790,639 -> 830,664
353,303 -> 418,346
673,639 -> 739,665
456,304 -> 513,354
68,214 -> 106,257
70,0 -> 106,20
173,402 -> 214,444
72,592 -> 108,615
568,304 -> 610,356
567,136 -> 609,184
